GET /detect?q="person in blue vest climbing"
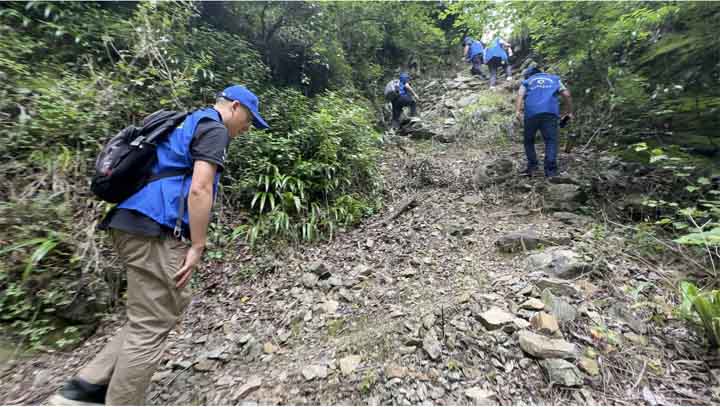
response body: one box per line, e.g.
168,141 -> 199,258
463,36 -> 487,79
49,85 -> 269,405
483,32 -> 513,88
515,66 -> 574,178
391,72 -> 421,129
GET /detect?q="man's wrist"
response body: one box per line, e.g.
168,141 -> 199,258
191,242 -> 206,251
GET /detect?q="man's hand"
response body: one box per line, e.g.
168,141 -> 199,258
566,112 -> 575,121
515,111 -> 523,123
174,245 -> 204,288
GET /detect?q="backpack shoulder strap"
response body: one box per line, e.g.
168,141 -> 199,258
144,111 -> 188,144
130,110 -> 188,146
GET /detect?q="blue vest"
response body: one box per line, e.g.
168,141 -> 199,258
522,73 -> 562,119
468,41 -> 484,62
398,78 -> 408,96
483,38 -> 508,63
118,108 -> 223,233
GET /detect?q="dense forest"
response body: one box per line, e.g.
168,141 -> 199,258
1,1 -> 719,405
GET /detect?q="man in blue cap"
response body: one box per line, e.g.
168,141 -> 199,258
391,72 -> 421,129
515,67 -> 573,177
463,36 -> 487,79
49,85 -> 268,405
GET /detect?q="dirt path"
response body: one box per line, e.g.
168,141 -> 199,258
1,68 -> 716,406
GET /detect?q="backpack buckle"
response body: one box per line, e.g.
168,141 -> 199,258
129,136 -> 146,147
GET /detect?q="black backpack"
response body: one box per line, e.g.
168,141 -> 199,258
91,109 -> 189,203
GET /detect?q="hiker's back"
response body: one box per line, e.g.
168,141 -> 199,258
523,73 -> 561,118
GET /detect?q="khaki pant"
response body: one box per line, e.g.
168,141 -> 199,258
78,230 -> 191,405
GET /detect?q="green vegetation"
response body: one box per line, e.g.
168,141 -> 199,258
679,282 -> 720,349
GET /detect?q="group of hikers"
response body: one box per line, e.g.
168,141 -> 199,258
48,32 -> 572,406
463,32 -> 513,88
387,31 -> 573,178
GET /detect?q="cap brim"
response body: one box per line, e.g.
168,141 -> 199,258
251,111 -> 269,129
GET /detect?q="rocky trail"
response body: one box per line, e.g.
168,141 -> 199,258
2,65 -> 718,406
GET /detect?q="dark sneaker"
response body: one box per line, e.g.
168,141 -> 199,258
48,378 -> 107,406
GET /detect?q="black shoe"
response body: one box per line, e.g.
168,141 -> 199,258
48,378 -> 107,405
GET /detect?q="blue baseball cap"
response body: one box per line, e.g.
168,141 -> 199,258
523,66 -> 542,79
219,85 -> 269,129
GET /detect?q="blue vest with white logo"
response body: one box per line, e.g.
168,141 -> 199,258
398,78 -> 408,96
118,108 -> 223,233
483,38 -> 508,63
468,41 -> 484,62
522,73 -> 562,119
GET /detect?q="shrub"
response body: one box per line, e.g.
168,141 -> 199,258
226,90 -> 382,244
679,281 -> 720,349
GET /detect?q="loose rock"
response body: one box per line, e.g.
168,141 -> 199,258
151,370 -> 173,383
541,289 -> 577,323
530,312 -> 560,335
302,273 -> 319,288
233,376 -> 262,400
339,355 -> 362,375
578,357 -> 600,376
528,248 -> 591,279
320,300 -> 339,314
302,365 -> 328,381
521,298 -> 545,311
194,358 -> 215,372
496,230 -> 549,253
263,342 -> 277,354
540,359 -> 583,387
464,387 -> 496,405
518,330 -> 578,360
385,365 -> 407,379
534,278 -> 581,298
307,261 -> 331,278
423,329 -> 442,361
477,306 -> 516,330
512,318 -> 531,330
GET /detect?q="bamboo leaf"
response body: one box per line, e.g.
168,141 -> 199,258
23,238 -> 59,280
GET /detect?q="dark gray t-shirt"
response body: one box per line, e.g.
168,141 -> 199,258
105,116 -> 230,237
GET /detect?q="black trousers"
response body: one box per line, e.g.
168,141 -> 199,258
392,95 -> 417,122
